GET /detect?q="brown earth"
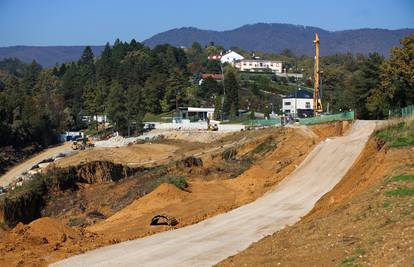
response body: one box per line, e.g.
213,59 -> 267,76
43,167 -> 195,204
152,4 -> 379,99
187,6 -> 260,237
0,122 -> 350,267
218,137 -> 414,267
54,143 -> 178,168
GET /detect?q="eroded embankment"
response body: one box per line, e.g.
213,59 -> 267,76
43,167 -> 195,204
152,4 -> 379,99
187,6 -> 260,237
219,134 -> 414,267
0,122 -> 350,267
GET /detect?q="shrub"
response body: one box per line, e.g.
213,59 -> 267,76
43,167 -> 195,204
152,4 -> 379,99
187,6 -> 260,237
147,174 -> 188,191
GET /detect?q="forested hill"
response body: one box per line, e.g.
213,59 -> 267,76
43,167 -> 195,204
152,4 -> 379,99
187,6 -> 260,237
1,23 -> 413,67
144,23 -> 414,56
0,46 -> 105,67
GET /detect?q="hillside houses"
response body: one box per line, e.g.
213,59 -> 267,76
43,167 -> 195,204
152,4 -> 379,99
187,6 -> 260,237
220,51 -> 283,74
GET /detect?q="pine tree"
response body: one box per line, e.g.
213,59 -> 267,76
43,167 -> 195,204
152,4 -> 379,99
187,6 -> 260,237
96,43 -> 113,84
223,72 -> 240,117
106,81 -> 127,131
21,60 -> 42,95
126,85 -> 146,135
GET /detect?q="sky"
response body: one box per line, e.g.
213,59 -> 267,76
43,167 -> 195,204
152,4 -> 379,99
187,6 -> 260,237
1,0 -> 413,46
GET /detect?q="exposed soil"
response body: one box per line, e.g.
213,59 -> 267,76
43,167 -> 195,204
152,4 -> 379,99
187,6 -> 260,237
218,137 -> 414,267
0,122 -> 350,267
54,143 -> 178,168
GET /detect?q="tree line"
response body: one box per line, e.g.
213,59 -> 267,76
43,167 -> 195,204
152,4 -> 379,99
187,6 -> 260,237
0,35 -> 413,148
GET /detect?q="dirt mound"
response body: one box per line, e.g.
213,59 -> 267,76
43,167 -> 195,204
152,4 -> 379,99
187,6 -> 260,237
13,217 -> 81,244
56,143 -> 177,168
102,183 -> 188,224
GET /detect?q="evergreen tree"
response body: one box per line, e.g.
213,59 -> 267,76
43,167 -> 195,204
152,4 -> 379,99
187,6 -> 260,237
106,81 -> 127,131
96,42 -> 113,84
21,60 -> 42,95
223,72 -> 240,116
126,85 -> 146,135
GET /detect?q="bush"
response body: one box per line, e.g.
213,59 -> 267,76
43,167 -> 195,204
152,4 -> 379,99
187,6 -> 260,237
147,174 -> 188,191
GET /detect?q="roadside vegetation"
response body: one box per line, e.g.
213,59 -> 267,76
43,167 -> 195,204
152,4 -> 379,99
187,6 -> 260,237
375,118 -> 414,147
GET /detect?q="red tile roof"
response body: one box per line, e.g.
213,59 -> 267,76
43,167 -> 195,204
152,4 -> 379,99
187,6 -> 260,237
201,73 -> 224,80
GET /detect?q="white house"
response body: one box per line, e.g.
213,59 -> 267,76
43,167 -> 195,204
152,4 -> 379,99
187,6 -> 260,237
220,51 -> 244,65
234,59 -> 283,73
282,89 -> 314,117
178,107 -> 215,122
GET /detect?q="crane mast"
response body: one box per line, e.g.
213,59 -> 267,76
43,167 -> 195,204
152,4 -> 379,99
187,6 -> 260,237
313,33 -> 323,115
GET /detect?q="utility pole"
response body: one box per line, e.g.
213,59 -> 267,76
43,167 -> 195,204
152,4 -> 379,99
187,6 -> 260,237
313,33 -> 323,115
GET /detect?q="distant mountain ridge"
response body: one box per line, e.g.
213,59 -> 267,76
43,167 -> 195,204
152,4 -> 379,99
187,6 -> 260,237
1,23 -> 413,67
144,23 -> 414,56
0,46 -> 105,67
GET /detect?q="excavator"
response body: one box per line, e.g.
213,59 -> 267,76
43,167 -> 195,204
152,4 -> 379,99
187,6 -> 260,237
313,33 -> 323,116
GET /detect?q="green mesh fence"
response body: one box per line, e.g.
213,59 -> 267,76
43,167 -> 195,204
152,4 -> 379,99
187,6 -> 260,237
401,105 -> 414,117
246,118 -> 281,126
298,111 -> 355,125
246,111 -> 355,126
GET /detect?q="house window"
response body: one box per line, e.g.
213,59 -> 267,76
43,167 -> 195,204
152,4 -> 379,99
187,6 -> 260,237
285,110 -> 291,113
284,101 -> 291,106
306,102 -> 311,109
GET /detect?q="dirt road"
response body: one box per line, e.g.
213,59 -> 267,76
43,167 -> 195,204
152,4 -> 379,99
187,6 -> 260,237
0,143 -> 73,187
52,121 -> 378,267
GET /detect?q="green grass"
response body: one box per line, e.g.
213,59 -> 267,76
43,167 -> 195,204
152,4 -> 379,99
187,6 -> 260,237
375,119 -> 414,148
382,201 -> 391,208
147,174 -> 188,191
385,187 -> 414,196
221,116 -> 251,125
143,112 -> 172,123
391,174 -> 414,182
341,256 -> 357,266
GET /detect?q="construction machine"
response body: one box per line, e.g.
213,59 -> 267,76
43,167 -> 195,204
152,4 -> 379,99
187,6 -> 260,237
72,137 -> 94,150
313,33 -> 323,115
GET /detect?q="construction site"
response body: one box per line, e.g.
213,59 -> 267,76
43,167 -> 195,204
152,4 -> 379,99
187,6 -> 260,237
0,14 -> 413,266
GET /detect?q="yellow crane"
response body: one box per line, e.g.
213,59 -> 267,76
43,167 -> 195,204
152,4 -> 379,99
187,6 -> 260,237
313,33 -> 323,115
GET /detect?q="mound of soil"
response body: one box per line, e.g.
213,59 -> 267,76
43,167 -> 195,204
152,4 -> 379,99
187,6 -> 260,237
13,217 -> 81,244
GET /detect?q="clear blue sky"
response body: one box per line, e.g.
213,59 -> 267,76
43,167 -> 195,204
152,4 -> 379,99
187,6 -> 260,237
1,0 -> 413,46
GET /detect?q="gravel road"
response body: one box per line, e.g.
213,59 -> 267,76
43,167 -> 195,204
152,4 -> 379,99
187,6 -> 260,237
0,143 -> 73,187
52,120 -> 378,267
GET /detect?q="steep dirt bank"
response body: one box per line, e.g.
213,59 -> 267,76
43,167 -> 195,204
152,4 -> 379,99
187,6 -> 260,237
0,122 -> 350,267
0,161 -> 138,227
218,136 -> 414,267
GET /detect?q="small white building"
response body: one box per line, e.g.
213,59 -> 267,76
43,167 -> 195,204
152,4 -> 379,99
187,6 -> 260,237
282,89 -> 314,117
220,51 -> 244,65
178,107 -> 215,122
234,59 -> 283,73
